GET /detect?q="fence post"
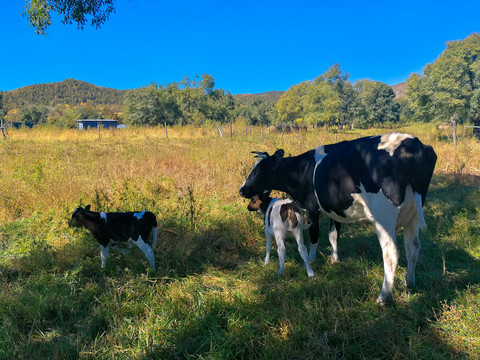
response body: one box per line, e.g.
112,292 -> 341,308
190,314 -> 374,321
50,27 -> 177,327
216,122 -> 225,137
1,119 -> 6,141
165,123 -> 168,138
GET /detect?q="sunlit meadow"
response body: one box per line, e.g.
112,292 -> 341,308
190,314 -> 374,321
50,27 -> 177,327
0,122 -> 479,359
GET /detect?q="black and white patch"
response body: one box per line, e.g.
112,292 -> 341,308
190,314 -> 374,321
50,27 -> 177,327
69,205 -> 158,269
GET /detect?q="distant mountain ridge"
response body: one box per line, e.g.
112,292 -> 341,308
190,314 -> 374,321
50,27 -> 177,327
4,79 -> 407,109
392,82 -> 407,99
4,79 -> 127,108
233,91 -> 284,105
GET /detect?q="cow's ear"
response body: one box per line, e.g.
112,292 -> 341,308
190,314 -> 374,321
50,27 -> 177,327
274,149 -> 285,158
252,151 -> 269,159
85,205 -> 91,211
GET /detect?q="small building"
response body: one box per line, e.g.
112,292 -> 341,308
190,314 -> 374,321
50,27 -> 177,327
11,121 -> 35,129
76,119 -> 118,130
472,119 -> 480,140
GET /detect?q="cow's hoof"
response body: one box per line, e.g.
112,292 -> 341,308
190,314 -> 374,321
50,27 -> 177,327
376,294 -> 394,306
403,276 -> 415,289
327,256 -> 340,264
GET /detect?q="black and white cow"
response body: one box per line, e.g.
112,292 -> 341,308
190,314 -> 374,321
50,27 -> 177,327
68,205 -> 158,269
239,133 -> 437,304
247,193 -> 314,278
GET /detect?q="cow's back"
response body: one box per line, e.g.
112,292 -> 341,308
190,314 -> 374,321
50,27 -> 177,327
313,134 -> 436,220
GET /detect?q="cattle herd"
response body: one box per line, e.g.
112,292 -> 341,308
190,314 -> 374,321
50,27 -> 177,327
70,132 -> 437,304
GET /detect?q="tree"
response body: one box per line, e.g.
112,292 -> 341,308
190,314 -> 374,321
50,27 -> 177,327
23,0 -> 116,35
354,80 -> 398,128
236,98 -> 275,126
275,81 -> 309,125
317,64 -> 357,128
304,80 -> 342,127
407,33 -> 480,144
0,91 -> 5,120
123,84 -> 181,126
20,105 -> 49,124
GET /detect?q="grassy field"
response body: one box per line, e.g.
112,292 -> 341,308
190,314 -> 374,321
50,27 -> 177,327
0,123 -> 479,359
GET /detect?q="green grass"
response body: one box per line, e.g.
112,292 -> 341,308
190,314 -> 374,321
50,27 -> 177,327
0,124 -> 479,359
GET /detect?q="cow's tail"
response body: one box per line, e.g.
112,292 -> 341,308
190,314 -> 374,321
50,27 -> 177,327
413,143 -> 437,231
419,145 -> 437,204
415,192 -> 427,231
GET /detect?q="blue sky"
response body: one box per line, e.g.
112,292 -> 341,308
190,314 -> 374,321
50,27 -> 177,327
1,0 -> 479,94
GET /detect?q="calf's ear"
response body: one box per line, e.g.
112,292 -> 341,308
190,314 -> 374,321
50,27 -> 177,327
85,205 -> 91,211
273,149 -> 285,158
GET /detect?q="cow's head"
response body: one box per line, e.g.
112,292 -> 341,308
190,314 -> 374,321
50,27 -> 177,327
239,149 -> 284,198
68,205 -> 94,228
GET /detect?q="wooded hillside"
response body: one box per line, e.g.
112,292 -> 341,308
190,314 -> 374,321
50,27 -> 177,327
4,79 -> 126,108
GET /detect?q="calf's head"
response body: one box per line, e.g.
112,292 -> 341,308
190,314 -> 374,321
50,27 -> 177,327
239,149 -> 284,198
247,192 -> 272,212
68,205 -> 95,228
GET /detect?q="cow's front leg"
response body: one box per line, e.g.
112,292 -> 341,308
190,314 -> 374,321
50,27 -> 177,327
328,220 -> 341,263
307,219 -> 319,261
375,220 -> 399,305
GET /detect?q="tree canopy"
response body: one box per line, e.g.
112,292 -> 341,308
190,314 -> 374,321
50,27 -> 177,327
275,64 -> 399,129
23,0 -> 115,35
123,75 -> 235,127
406,33 -> 480,143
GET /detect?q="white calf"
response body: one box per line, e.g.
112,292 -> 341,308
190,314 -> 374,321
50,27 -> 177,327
248,194 -> 314,278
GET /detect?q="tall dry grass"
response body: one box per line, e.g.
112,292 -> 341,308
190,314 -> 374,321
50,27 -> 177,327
1,122 -> 479,359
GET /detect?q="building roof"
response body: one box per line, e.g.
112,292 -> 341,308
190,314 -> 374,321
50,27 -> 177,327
75,119 -> 117,122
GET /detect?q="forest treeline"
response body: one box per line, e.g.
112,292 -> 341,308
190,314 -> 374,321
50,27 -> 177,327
1,34 -> 480,136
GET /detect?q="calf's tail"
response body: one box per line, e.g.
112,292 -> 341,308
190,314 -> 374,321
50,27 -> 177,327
152,227 -> 158,248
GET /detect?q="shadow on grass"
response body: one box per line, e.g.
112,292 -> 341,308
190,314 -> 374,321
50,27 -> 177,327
144,173 -> 480,359
1,174 -> 479,359
0,210 -> 267,359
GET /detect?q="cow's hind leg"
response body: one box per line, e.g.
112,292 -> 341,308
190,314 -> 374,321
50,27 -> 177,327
403,219 -> 421,289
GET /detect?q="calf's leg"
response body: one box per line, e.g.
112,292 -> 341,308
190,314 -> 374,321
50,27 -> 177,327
293,229 -> 315,278
134,236 -> 156,270
265,231 -> 274,265
100,244 -> 110,268
274,232 -> 287,275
